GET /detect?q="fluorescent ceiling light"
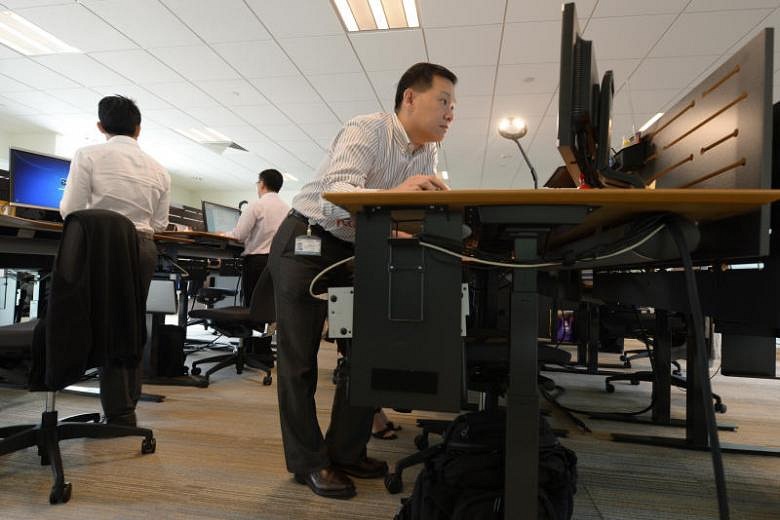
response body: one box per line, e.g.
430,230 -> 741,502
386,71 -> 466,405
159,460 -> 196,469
0,11 -> 80,56
282,172 -> 299,182
638,112 -> 664,133
332,0 -> 419,31
174,127 -> 233,143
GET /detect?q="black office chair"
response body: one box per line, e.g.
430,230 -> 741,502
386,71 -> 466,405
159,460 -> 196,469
187,268 -> 275,385
0,210 -> 156,504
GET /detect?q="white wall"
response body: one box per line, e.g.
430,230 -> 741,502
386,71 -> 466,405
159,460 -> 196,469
0,131 -> 59,169
169,178 -> 202,208
189,187 -> 296,208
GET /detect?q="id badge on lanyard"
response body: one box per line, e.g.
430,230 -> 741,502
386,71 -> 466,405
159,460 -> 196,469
295,226 -> 322,256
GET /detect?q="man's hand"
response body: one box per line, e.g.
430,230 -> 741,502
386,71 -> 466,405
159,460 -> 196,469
389,174 -> 450,192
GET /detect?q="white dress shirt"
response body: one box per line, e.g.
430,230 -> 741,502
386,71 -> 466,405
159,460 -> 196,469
230,192 -> 290,255
292,112 -> 438,242
60,135 -> 171,234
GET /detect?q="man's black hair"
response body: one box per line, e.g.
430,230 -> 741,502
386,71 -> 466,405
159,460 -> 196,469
98,95 -> 141,137
258,169 -> 283,192
394,62 -> 457,112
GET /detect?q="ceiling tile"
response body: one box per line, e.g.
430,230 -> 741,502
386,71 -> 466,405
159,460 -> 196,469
349,30 -> 427,72
687,0 -> 780,10
0,44 -> 22,60
45,87 -> 103,112
420,0 -> 506,27
452,95 -> 492,119
426,25 -> 502,67
143,107 -> 202,130
328,100 -> 383,121
1,0 -> 73,7
244,0 -> 344,38
250,75 -> 320,105
584,14 -> 677,60
593,0 -> 689,17
212,40 -> 298,79
304,121 -> 343,140
143,82 -> 217,108
13,3 -> 136,52
92,84 -> 172,110
0,58 -> 79,89
0,94 -> 42,115
277,103 -> 340,125
506,0 -> 597,22
598,58 -> 641,89
149,45 -> 239,82
650,10 -> 772,57
3,90 -> 80,114
160,0 -> 271,43
450,66 -> 496,97
500,21 -> 560,64
278,35 -> 362,75
197,80 -> 269,107
261,124 -> 310,142
83,0 -> 200,48
209,125 -> 272,144
33,54 -> 129,87
187,105 -> 246,127
0,73 -> 32,93
90,49 -> 181,84
495,63 -> 559,95
627,56 -> 720,90
308,73 -> 377,103
240,104 -> 294,127
492,93 -> 556,118
366,69 -> 405,110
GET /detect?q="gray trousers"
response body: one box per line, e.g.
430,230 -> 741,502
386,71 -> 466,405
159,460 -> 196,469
99,234 -> 157,419
269,215 -> 374,474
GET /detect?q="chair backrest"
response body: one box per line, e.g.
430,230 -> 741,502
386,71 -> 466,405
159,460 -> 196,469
32,209 -> 145,391
247,267 -> 275,325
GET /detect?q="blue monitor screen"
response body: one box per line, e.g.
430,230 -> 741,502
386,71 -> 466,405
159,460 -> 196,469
10,148 -> 71,211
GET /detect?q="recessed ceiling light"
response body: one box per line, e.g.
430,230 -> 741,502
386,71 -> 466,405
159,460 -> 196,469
332,0 -> 419,32
0,11 -> 80,56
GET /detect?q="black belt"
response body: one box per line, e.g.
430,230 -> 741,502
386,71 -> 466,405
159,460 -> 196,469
288,209 -> 352,246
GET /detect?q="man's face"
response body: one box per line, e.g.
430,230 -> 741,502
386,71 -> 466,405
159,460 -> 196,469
407,75 -> 455,143
256,180 -> 264,196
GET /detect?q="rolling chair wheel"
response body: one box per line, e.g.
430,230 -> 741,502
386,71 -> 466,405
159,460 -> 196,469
190,366 -> 202,376
49,482 -> 72,504
414,433 -> 429,451
262,375 -> 273,386
714,403 -> 727,414
605,383 -> 615,393
385,473 -> 403,494
630,379 -> 640,386
141,437 -> 156,454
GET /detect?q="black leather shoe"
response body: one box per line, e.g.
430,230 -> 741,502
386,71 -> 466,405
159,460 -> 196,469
332,457 -> 388,479
294,467 -> 356,499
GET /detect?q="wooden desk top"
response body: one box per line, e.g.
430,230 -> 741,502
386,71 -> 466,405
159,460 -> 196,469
0,214 -> 63,232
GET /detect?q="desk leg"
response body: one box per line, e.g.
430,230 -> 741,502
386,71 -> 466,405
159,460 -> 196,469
177,277 -> 189,327
505,235 -> 539,520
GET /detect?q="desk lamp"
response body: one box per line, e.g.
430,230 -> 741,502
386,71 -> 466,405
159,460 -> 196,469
498,117 -> 538,189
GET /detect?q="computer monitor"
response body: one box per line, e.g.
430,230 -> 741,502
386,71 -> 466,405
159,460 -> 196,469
557,2 -> 601,187
9,148 -> 70,211
201,200 -> 240,233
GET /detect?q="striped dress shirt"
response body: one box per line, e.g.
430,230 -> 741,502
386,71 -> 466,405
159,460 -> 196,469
292,112 -> 439,243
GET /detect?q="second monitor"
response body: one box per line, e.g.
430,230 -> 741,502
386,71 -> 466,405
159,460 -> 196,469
201,200 -> 240,234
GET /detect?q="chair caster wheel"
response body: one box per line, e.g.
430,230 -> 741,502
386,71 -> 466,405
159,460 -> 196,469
141,437 -> 156,454
715,403 -> 727,414
385,473 -> 403,494
414,434 -> 428,451
605,383 -> 615,393
630,379 -> 640,386
190,366 -> 202,376
262,375 -> 272,386
50,482 -> 72,504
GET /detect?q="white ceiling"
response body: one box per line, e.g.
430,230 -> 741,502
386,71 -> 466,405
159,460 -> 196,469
0,0 -> 779,192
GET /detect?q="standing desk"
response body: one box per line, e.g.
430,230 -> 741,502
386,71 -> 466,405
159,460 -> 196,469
323,188 -> 780,519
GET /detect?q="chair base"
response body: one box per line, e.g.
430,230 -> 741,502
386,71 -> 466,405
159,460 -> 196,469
190,342 -> 273,385
604,370 -> 727,413
0,409 -> 155,504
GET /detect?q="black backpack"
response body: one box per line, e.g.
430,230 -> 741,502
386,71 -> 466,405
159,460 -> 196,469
394,409 -> 577,520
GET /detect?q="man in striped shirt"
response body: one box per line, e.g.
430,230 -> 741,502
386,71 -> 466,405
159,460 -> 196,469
269,62 -> 456,499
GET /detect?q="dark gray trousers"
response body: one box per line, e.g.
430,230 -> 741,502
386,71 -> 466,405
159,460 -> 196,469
99,234 -> 157,419
269,215 -> 374,474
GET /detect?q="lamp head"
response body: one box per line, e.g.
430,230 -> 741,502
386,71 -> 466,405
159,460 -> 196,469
498,117 -> 527,140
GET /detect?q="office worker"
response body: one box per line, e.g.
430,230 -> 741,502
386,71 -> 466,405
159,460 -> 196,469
268,62 -> 456,499
60,95 -> 171,427
228,169 -> 289,306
